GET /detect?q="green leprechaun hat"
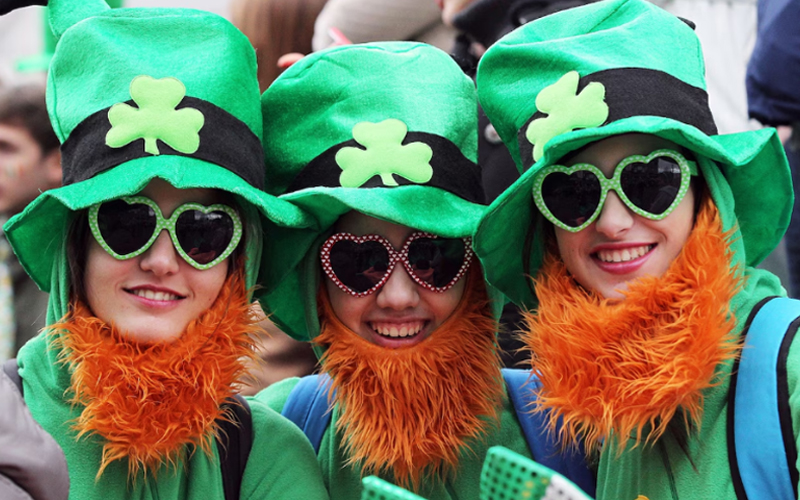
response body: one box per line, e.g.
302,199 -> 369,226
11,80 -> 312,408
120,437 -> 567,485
258,42 -> 489,341
473,0 -> 791,308
2,0 -> 314,306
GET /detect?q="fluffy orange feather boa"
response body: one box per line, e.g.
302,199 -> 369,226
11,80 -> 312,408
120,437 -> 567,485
522,196 -> 742,453
52,269 -> 260,479
315,266 -> 503,490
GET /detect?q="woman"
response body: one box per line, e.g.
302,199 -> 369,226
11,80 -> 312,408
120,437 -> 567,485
473,0 -> 798,498
253,41 -> 594,500
2,0 -> 328,498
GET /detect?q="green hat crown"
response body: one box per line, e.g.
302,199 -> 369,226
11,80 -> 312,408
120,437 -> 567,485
477,0 -> 713,171
262,41 -> 483,204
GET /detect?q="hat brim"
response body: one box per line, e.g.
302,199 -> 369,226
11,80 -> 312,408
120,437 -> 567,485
5,156 -> 315,292
256,185 -> 487,341
475,117 -> 791,308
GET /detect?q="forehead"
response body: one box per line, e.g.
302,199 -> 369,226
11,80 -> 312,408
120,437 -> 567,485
334,211 -> 417,247
566,133 -> 681,169
137,178 -> 224,214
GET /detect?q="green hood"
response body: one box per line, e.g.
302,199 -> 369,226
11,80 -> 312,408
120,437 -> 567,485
257,42 -> 498,343
473,0 -> 791,310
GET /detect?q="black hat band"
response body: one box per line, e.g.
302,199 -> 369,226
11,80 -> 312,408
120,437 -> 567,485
286,132 -> 485,204
517,67 -> 717,169
61,96 -> 264,189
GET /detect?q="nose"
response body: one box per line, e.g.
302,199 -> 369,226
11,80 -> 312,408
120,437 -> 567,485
594,190 -> 634,238
375,264 -> 420,311
139,230 -> 181,276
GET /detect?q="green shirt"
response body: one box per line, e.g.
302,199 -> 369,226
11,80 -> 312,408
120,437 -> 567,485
256,377 -> 533,500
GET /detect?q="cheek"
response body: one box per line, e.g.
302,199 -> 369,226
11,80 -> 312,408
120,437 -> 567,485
193,260 -> 229,308
84,241 -> 130,318
555,229 -> 584,273
427,274 -> 467,325
325,279 -> 366,332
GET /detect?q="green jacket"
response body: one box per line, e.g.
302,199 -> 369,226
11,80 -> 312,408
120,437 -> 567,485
16,328 -> 329,500
256,377 -> 533,500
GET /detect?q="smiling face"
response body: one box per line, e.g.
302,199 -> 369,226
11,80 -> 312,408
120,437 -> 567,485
84,179 -> 230,343
324,212 -> 467,348
553,134 -> 696,300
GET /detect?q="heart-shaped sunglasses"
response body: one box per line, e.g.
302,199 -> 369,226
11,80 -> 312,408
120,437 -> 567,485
532,149 -> 698,232
319,232 -> 473,297
88,196 -> 242,270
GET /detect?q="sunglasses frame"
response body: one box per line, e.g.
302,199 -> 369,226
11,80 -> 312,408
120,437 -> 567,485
319,231 -> 474,297
532,149 -> 698,233
88,195 -> 243,270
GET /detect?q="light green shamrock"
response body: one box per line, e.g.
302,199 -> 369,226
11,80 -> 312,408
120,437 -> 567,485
335,119 -> 433,187
105,75 -> 205,156
525,71 -> 608,162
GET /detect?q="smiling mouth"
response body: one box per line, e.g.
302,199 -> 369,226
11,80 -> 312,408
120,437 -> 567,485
369,321 -> 427,339
595,244 -> 655,263
126,289 -> 185,301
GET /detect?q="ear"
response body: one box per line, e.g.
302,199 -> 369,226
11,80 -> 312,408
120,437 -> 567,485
42,148 -> 62,188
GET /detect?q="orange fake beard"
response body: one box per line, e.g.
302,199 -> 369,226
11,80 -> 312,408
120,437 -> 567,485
52,269 -> 260,479
523,196 -> 742,453
315,266 -> 504,490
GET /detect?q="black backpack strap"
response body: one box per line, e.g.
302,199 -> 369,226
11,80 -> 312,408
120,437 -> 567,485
217,393 -> 253,500
2,357 -> 21,396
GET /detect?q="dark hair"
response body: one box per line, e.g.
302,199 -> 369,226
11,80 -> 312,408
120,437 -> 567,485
0,83 -> 59,153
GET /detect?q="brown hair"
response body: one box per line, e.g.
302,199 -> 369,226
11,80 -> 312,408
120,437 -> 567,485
0,83 -> 59,153
230,0 -> 328,90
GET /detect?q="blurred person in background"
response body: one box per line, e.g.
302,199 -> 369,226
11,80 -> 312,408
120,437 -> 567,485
231,0 -> 328,90
0,83 -> 60,360
747,0 -> 800,298
312,0 -> 455,52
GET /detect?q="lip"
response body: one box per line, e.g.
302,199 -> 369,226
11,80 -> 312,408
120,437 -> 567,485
591,242 -> 655,275
124,284 -> 186,309
365,319 -> 431,348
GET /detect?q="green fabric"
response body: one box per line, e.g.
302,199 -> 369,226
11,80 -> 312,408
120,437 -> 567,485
258,42 -> 490,342
261,42 -> 477,197
17,334 -> 329,500
594,269 -> 791,499
257,378 -> 534,500
473,0 -> 791,308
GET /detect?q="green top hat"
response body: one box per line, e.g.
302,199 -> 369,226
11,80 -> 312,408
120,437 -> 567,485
258,42 -> 490,341
3,0 -> 314,298
474,0 -> 791,308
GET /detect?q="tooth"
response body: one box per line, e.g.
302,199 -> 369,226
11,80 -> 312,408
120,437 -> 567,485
388,327 -> 399,338
621,249 -> 631,261
399,327 -> 408,338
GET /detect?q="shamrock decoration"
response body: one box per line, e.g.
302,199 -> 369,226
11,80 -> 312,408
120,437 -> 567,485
335,119 -> 433,188
106,75 -> 205,156
525,71 -> 608,162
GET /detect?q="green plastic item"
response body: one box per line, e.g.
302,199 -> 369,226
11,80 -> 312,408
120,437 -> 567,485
360,476 -> 428,500
480,446 -> 592,500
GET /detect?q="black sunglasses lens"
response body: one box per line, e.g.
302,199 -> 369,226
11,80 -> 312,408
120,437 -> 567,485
541,171 -> 602,228
97,200 -> 157,255
407,237 -> 466,288
328,240 -> 391,293
175,210 -> 235,265
620,156 -> 683,215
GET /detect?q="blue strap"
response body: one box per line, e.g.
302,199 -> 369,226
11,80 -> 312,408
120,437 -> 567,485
734,297 -> 800,500
281,374 -> 334,454
502,368 -> 596,497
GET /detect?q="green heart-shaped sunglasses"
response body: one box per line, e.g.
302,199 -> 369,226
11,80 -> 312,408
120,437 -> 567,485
88,196 -> 242,270
532,149 -> 698,232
